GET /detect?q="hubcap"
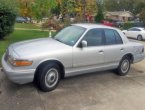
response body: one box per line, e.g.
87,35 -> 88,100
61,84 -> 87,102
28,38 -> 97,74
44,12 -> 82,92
121,59 -> 129,73
45,68 -> 58,88
138,36 -> 142,41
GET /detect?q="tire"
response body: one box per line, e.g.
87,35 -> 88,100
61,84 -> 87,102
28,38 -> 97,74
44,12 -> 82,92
116,56 -> 131,76
137,35 -> 143,41
34,62 -> 61,92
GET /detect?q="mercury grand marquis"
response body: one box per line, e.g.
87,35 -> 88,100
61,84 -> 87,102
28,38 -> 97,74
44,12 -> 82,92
2,24 -> 145,92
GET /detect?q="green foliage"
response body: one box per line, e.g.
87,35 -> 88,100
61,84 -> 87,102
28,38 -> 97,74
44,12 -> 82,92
105,0 -> 137,14
66,0 -> 77,15
122,23 -> 134,30
140,8 -> 145,23
0,0 -> 18,39
51,4 -> 61,16
105,0 -> 145,15
18,0 -> 33,17
95,1 -> 104,23
31,0 -> 57,21
60,0 -> 77,17
134,2 -> 145,15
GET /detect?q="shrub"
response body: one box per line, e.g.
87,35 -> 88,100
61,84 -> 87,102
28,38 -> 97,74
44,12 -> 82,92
42,19 -> 64,31
0,0 -> 17,39
122,22 -> 145,30
122,23 -> 134,30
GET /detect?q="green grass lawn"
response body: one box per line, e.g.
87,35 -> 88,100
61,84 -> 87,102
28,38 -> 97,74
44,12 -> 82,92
0,30 -> 50,66
15,23 -> 40,29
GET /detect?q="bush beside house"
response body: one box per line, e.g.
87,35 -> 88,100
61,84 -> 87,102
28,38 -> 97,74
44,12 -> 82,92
0,0 -> 17,39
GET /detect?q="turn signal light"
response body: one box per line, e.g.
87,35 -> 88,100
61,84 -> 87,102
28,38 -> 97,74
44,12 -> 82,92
14,61 -> 33,66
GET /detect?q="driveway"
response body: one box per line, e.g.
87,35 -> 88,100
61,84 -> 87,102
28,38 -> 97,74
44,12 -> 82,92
1,39 -> 145,110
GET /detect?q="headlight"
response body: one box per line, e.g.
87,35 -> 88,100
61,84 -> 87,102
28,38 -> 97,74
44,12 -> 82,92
8,56 -> 32,67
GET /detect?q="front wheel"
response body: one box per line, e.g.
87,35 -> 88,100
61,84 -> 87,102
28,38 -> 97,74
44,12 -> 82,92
34,63 -> 60,92
116,56 -> 131,76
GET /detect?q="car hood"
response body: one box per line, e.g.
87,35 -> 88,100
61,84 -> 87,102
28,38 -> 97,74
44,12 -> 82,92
11,38 -> 72,58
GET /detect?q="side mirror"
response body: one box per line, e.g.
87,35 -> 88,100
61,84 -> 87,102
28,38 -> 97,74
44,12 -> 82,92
81,40 -> 87,48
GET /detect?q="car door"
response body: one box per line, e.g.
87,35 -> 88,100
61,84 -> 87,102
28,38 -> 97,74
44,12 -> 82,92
103,29 -> 124,66
126,28 -> 134,38
127,28 -> 138,38
73,29 -> 105,71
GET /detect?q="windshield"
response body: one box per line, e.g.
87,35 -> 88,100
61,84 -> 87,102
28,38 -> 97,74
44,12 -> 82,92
54,26 -> 86,46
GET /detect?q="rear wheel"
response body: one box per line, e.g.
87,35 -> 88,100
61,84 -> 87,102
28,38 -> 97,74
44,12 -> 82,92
116,56 -> 131,76
137,35 -> 143,41
34,63 -> 60,92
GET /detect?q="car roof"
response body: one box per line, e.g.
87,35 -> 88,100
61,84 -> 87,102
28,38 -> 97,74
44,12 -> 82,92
72,23 -> 116,30
72,23 -> 129,44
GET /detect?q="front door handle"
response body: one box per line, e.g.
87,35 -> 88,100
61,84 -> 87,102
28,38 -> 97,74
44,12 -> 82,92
99,50 -> 104,53
120,48 -> 124,51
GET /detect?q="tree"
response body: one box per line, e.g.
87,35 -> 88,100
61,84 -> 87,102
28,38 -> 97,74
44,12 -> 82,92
0,0 -> 17,39
134,2 -> 145,15
105,0 -> 135,13
105,0 -> 145,15
18,0 -> 33,17
51,3 -> 61,16
31,0 -> 57,21
140,8 -> 145,23
95,0 -> 104,23
81,0 -> 86,22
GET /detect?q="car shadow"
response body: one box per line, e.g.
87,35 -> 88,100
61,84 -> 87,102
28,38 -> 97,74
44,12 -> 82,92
128,37 -> 145,42
0,70 -> 125,94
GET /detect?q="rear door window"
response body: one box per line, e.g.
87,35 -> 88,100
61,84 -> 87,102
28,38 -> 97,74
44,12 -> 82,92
113,30 -> 123,44
104,29 -> 123,45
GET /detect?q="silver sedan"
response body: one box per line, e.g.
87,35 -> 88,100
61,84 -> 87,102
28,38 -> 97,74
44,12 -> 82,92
2,24 -> 145,92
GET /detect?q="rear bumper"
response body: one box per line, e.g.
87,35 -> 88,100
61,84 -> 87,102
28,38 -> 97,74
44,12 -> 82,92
1,55 -> 35,84
133,53 -> 145,63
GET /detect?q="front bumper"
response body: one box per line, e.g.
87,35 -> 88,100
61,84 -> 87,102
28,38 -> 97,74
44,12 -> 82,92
133,53 -> 145,63
1,55 -> 35,84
